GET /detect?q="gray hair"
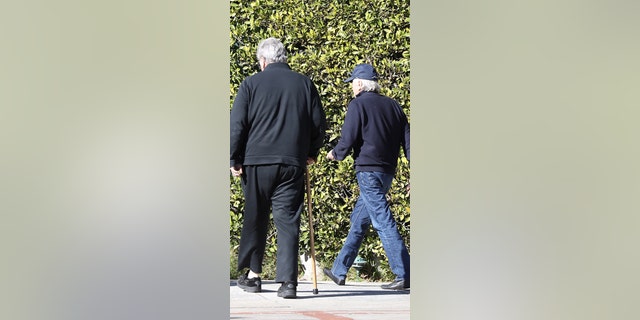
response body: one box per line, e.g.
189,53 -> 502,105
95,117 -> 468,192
359,79 -> 381,93
256,37 -> 287,63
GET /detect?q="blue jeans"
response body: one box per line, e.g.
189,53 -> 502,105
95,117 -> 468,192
331,171 -> 410,282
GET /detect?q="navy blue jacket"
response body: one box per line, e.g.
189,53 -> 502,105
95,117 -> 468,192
230,63 -> 326,167
332,91 -> 410,174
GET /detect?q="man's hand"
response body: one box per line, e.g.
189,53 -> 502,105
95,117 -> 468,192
326,149 -> 336,161
230,164 -> 243,177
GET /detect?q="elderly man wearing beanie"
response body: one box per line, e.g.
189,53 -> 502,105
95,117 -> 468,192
323,63 -> 411,290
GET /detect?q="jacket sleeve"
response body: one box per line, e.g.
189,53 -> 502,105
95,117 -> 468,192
308,83 -> 326,159
332,102 -> 360,160
402,116 -> 410,162
230,81 -> 250,166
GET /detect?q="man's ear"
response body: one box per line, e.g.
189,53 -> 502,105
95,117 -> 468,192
259,57 -> 266,71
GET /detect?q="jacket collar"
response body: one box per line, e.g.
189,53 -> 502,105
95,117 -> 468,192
263,62 -> 291,71
355,91 -> 378,98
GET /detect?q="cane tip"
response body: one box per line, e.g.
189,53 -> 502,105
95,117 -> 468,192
313,289 -> 319,295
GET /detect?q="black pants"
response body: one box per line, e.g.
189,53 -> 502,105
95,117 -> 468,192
237,164 -> 305,283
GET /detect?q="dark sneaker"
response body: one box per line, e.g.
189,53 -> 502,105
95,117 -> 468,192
381,279 -> 409,290
323,268 -> 345,285
277,281 -> 296,299
237,272 -> 261,293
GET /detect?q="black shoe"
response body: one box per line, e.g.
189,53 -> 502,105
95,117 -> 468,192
237,272 -> 261,293
323,268 -> 345,285
381,279 -> 409,290
277,281 -> 296,299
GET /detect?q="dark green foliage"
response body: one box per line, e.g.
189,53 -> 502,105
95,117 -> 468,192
230,0 -> 410,282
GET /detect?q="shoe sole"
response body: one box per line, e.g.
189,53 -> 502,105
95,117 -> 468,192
242,285 -> 261,293
322,268 -> 345,286
381,285 -> 409,290
277,291 -> 296,299
237,283 -> 262,293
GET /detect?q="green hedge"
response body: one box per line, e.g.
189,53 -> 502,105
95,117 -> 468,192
230,0 -> 410,282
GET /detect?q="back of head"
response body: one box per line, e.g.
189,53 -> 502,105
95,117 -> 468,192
360,79 -> 381,93
256,37 -> 287,64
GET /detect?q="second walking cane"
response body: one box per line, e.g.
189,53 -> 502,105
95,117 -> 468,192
305,166 -> 319,294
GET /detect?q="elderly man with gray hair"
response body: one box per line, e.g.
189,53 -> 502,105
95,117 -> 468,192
230,37 -> 326,299
323,63 -> 411,291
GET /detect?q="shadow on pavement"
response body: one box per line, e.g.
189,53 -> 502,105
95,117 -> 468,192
289,290 -> 410,299
230,280 -> 409,299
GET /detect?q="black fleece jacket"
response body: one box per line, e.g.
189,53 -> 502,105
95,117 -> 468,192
230,63 -> 326,167
332,91 -> 410,174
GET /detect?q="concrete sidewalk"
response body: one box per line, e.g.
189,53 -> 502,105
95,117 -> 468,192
230,279 -> 410,320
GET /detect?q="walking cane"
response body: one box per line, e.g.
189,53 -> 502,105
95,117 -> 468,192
305,166 -> 319,294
